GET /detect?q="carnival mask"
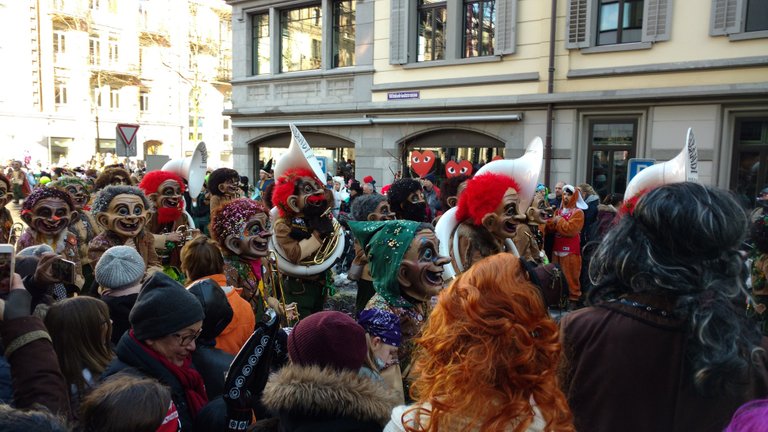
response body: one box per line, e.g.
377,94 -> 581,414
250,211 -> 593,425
218,177 -> 243,198
398,229 -> 449,301
445,180 -> 469,209
65,183 -> 90,210
287,177 -> 328,216
96,194 -> 148,239
0,183 -> 11,208
368,201 -> 395,221
526,193 -> 554,224
224,212 -> 272,260
110,175 -> 130,187
398,189 -> 427,222
482,187 -> 524,240
24,198 -> 76,236
151,179 -> 183,210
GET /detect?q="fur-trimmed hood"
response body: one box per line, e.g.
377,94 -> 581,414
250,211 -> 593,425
261,363 -> 399,426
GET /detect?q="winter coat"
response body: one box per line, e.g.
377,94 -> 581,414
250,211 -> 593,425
252,363 -> 399,432
560,297 -> 768,432
192,344 -> 233,400
102,332 -> 217,432
101,293 -> 138,346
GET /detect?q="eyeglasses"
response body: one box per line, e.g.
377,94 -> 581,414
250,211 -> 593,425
171,328 -> 202,347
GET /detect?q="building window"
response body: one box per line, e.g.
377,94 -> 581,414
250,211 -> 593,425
565,0 -> 670,49
109,88 -> 120,109
281,5 -> 323,72
223,118 -> 231,129
53,31 -> 66,62
108,37 -> 119,65
89,0 -> 100,10
463,0 -> 496,58
223,133 -> 231,142
417,1 -> 447,62
711,0 -> 768,39
97,138 -> 116,154
54,82 -> 68,106
730,118 -> 768,209
92,87 -> 103,108
139,91 -> 150,112
251,13 -> 270,75
587,119 -> 638,199
332,0 -> 356,67
89,36 -> 101,65
596,0 -> 643,45
390,0 -> 515,65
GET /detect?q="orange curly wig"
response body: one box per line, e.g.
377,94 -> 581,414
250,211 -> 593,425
456,173 -> 520,226
404,253 -> 574,432
272,167 -> 321,217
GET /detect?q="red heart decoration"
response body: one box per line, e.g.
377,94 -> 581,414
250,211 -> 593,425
445,160 -> 474,178
411,150 -> 436,178
458,160 -> 473,176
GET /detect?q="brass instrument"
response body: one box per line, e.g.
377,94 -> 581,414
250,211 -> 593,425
262,250 -> 299,326
300,217 -> 343,266
175,225 -> 195,246
7,222 -> 24,248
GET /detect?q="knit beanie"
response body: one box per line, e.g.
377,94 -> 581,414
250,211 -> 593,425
129,272 -> 205,341
287,311 -> 367,371
94,246 -> 145,291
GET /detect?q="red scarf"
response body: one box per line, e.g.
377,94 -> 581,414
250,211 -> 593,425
130,331 -> 208,417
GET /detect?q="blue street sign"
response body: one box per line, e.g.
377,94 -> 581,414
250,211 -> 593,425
627,158 -> 656,184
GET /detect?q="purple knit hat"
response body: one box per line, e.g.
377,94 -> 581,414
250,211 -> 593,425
287,311 -> 367,371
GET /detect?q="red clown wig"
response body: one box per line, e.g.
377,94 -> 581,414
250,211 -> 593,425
456,173 -> 520,226
138,171 -> 186,196
272,168 -> 321,217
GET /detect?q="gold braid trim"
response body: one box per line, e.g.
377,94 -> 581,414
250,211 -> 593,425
4,330 -> 51,359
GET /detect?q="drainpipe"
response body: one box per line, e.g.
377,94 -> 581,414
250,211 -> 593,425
545,0 -> 557,186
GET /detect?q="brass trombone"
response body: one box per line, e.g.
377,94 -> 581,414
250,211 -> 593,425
7,223 -> 24,248
262,250 -> 299,326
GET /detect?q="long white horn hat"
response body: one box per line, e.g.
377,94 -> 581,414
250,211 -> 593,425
474,136 -> 543,212
273,124 -> 325,182
624,128 -> 698,201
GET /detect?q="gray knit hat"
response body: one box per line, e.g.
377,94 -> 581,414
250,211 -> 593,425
94,246 -> 145,291
129,272 -> 205,341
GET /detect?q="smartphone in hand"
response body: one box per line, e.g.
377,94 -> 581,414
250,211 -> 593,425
0,244 -> 15,289
51,258 -> 76,285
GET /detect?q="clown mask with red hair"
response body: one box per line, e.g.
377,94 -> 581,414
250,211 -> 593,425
272,168 -> 329,218
139,171 -> 186,224
457,173 -> 526,240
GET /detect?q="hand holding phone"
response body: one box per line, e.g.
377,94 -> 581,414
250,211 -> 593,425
51,258 -> 76,285
0,244 -> 15,294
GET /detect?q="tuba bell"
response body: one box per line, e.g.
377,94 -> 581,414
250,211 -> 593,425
261,250 -> 299,326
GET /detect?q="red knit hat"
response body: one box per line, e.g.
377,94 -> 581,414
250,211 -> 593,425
287,311 -> 367,371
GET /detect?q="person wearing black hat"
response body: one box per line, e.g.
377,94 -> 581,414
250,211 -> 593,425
256,310 -> 399,431
187,278 -> 234,400
101,272 -> 208,431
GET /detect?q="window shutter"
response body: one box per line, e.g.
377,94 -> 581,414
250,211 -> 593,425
642,0 -> 672,42
565,0 -> 592,49
710,0 -> 743,35
390,0 -> 408,64
496,0 -> 517,55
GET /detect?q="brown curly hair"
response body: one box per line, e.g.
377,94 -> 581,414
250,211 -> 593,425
404,253 -> 574,432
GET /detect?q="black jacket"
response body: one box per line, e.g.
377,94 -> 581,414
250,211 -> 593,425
192,343 -> 233,400
102,293 -> 138,346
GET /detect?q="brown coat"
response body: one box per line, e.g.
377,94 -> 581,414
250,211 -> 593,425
274,217 -> 322,264
88,229 -> 161,271
560,298 -> 768,432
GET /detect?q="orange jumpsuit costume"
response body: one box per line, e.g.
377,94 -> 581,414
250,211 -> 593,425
547,187 -> 585,301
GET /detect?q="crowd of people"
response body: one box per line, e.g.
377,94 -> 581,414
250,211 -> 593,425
1,146 -> 768,432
